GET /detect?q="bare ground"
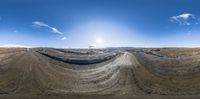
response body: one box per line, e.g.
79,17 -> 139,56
1,48 -> 200,99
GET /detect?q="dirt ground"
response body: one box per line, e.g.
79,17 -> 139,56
1,48 -> 200,99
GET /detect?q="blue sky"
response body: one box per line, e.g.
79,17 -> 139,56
1,0 -> 200,48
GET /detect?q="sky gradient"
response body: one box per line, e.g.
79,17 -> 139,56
1,0 -> 200,48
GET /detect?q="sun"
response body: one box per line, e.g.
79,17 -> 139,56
96,37 -> 104,45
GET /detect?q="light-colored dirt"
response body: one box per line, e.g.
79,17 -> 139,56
0,48 -> 144,98
1,48 -> 200,99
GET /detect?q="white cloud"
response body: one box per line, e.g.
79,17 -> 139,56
170,13 -> 196,25
0,44 -> 30,48
32,21 -> 63,34
51,27 -> 63,34
61,36 -> 67,40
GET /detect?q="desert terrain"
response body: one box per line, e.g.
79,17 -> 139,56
1,47 -> 200,99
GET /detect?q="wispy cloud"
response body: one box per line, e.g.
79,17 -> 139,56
32,21 -> 63,34
61,36 -> 67,40
170,13 -> 196,25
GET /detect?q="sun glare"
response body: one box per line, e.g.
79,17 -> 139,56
96,37 -> 104,45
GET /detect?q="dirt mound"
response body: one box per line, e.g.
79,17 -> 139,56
36,48 -> 118,65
